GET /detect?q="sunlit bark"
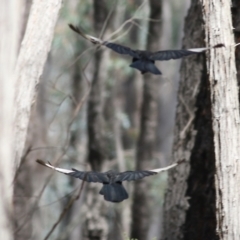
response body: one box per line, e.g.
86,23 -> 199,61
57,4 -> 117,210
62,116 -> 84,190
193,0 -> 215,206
201,0 -> 240,239
0,0 -> 21,239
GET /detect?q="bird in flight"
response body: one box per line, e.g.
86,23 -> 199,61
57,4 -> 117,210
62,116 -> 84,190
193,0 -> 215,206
36,159 -> 184,203
68,24 -> 224,75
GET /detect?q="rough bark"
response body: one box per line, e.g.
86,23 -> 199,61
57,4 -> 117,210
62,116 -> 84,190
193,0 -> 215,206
0,0 -> 21,239
232,0 -> 240,95
201,1 -> 240,239
130,1 -> 162,239
13,0 -> 62,169
183,65 -> 217,240
162,1 -> 215,239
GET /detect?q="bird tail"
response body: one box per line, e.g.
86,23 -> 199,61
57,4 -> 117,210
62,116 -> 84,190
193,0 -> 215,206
99,183 -> 128,203
130,60 -> 161,75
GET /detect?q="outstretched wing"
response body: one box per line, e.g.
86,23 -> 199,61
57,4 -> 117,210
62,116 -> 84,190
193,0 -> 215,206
149,44 -> 224,61
116,170 -> 157,182
115,159 -> 185,182
68,24 -> 138,58
36,160 -> 109,183
104,42 -> 138,57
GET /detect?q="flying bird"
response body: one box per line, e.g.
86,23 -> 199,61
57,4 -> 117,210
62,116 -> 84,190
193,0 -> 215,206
36,159 -> 183,203
68,24 -> 224,75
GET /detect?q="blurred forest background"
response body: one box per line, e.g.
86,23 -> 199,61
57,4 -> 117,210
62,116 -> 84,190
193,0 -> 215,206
3,0 -> 238,240
14,0 -> 190,239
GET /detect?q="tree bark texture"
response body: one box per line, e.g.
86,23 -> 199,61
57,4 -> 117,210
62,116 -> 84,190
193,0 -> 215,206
13,0 -> 62,169
130,1 -> 162,239
162,0 -> 218,239
183,58 -> 217,239
0,0 -> 21,239
232,0 -> 240,97
201,1 -> 240,239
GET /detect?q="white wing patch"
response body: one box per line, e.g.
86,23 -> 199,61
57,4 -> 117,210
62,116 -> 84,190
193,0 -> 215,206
188,44 -> 225,53
36,160 -> 74,174
37,159 -> 185,177
150,159 -> 185,173
187,47 -> 208,53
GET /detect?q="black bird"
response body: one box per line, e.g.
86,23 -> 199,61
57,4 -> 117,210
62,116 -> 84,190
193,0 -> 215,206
36,159 -> 183,203
68,24 -> 224,75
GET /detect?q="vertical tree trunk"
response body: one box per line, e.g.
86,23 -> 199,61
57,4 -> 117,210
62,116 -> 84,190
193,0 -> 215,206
13,0 -> 62,169
201,1 -> 240,239
232,0 -> 240,94
162,0 -> 218,239
130,1 -> 162,239
83,1 -> 109,239
0,0 -> 21,239
87,0 -> 108,171
13,1 -> 62,238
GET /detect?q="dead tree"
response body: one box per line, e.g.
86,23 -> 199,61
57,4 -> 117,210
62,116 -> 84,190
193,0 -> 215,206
162,0 -> 218,239
162,0 -> 240,240
201,0 -> 240,239
13,0 -> 62,169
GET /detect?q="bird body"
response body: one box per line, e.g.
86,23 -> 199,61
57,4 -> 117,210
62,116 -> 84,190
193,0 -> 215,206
36,159 -> 182,202
68,24 -> 224,75
99,182 -> 128,202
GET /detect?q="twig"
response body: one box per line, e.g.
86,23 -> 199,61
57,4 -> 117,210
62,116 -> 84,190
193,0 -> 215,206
44,181 -> 86,240
14,70 -> 92,235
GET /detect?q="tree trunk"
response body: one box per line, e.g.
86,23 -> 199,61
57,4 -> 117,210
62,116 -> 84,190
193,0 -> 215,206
83,1 -> 109,239
13,0 -> 62,169
201,0 -> 240,239
130,1 -> 162,239
87,1 -> 108,172
232,0 -> 240,96
0,0 -> 21,239
162,0 -> 218,239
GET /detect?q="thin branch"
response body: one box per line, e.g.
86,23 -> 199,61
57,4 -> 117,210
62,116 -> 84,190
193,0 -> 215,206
14,72 -> 92,235
44,181 -> 85,240
99,0 -> 118,39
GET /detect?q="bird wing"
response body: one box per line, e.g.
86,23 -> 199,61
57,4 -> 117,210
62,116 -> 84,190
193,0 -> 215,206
116,170 -> 157,181
36,160 -> 109,183
68,24 -> 138,58
104,42 -> 138,57
115,159 -> 185,182
149,44 -> 224,61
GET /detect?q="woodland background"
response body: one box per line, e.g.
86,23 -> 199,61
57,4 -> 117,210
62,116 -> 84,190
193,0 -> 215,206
1,0 -> 240,240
